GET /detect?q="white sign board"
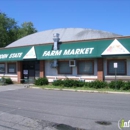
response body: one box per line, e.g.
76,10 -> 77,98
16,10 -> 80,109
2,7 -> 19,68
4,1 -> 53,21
114,63 -> 118,68
23,70 -> 28,75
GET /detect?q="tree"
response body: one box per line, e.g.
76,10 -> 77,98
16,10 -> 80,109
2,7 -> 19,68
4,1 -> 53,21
0,12 -> 37,47
18,22 -> 37,39
0,12 -> 19,47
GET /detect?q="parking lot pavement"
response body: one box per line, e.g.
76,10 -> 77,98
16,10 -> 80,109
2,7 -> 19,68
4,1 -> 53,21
0,110 -> 43,130
0,84 -> 25,92
0,87 -> 130,130
0,110 -> 83,130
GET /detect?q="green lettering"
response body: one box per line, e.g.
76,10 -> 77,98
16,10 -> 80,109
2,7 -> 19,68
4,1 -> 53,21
121,119 -> 124,128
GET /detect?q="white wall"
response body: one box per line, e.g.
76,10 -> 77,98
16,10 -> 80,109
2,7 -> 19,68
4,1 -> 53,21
45,59 -> 97,82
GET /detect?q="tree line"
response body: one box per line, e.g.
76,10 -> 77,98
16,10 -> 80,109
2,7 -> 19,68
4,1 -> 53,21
0,12 -> 37,47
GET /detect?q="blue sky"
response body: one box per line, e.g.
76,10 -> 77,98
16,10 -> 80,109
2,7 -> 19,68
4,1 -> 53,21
1,0 -> 130,35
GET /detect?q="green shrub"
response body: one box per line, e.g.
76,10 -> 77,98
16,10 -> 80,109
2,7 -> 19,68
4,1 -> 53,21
0,77 -> 13,84
87,80 -> 107,89
5,78 -> 13,84
35,77 -> 48,86
52,79 -> 85,87
62,79 -> 107,88
98,81 -> 108,89
84,82 -> 90,87
52,79 -> 63,86
73,80 -> 85,87
109,80 -> 125,90
63,79 -> 75,87
121,81 -> 130,90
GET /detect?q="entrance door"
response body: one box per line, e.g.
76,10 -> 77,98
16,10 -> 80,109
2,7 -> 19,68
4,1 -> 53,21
22,61 -> 40,84
28,64 -> 35,83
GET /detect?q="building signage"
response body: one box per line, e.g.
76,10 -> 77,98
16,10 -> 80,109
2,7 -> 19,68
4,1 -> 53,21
0,54 -> 8,59
23,46 -> 36,59
114,62 -> 118,68
23,70 -> 28,75
42,48 -> 94,57
102,39 -> 130,55
9,53 -> 23,58
0,46 -> 37,61
0,53 -> 23,59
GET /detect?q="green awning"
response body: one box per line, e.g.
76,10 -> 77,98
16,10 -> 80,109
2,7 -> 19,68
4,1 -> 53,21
35,39 -> 113,60
0,46 -> 32,62
118,38 -> 130,51
1,37 -> 130,61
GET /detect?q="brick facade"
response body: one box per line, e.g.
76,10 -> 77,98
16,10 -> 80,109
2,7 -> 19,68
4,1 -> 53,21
40,60 -> 45,77
17,59 -> 103,83
97,58 -> 103,81
17,61 -> 22,83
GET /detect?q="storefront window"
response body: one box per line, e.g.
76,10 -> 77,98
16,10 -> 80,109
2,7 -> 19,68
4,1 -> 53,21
107,60 -> 126,75
0,63 -> 5,73
58,61 -> 72,74
7,63 -> 16,74
77,60 -> 94,75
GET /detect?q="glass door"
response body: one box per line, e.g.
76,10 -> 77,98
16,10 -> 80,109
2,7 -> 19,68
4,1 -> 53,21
28,64 -> 35,83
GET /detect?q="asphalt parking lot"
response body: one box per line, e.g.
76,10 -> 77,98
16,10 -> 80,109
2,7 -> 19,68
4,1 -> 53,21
0,85 -> 130,130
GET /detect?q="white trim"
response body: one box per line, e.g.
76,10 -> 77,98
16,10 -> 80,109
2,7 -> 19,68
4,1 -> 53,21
10,77 -> 17,81
48,79 -> 54,82
105,76 -> 130,79
46,76 -> 97,79
0,74 -> 17,77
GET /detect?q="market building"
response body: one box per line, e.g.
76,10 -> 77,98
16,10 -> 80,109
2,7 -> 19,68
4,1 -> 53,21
0,28 -> 130,83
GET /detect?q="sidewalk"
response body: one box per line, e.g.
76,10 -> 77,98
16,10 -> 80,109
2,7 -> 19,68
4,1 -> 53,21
1,84 -> 130,95
30,86 -> 130,95
0,84 -> 25,92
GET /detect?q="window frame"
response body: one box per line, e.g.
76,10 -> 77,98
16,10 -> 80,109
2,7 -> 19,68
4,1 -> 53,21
7,62 -> 16,74
58,61 -> 72,74
0,63 -> 5,74
107,59 -> 127,75
77,60 -> 94,75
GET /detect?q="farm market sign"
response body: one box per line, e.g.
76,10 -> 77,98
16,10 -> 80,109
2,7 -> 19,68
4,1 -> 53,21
42,48 -> 94,56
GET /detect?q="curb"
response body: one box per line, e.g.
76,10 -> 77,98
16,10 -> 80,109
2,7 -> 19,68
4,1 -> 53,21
29,86 -> 130,95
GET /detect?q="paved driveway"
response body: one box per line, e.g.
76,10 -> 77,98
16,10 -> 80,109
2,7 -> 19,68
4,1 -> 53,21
0,86 -> 130,130
0,84 -> 25,92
